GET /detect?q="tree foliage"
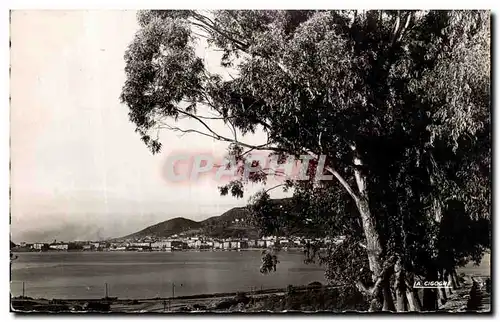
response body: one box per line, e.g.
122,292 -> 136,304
121,10 -> 491,312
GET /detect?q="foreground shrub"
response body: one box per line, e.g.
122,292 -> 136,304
250,286 -> 368,312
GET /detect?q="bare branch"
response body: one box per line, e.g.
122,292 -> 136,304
264,183 -> 286,194
391,11 -> 401,44
397,12 -> 413,42
188,13 -> 250,51
228,119 -> 238,142
305,150 -> 360,202
260,167 -> 287,177
156,118 -> 285,154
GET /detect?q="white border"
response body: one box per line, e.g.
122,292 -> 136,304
2,1 -> 498,322
4,0 -> 499,10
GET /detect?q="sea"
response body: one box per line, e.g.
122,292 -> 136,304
10,250 -> 326,300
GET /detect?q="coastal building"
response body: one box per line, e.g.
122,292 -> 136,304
171,240 -> 187,250
187,240 -> 196,249
49,243 -> 69,250
257,240 -> 266,248
130,242 -> 151,248
32,243 -> 47,250
110,246 -> 127,251
223,241 -> 231,250
151,241 -> 172,250
213,241 -> 222,249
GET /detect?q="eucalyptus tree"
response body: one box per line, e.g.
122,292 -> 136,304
121,9 -> 490,311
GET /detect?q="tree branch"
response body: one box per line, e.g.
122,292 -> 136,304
189,13 -> 250,51
156,117 -> 286,154
304,150 -> 360,202
264,183 -> 286,194
356,255 -> 397,298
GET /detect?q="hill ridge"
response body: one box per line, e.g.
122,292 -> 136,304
115,198 -> 291,241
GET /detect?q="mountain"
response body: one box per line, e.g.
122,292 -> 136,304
201,198 -> 291,227
200,206 -> 257,239
201,206 -> 250,226
116,206 -> 256,240
118,217 -> 203,240
118,198 -> 292,240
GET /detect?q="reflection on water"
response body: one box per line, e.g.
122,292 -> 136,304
11,251 -> 326,299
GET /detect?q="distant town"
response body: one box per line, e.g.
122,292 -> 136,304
13,234 -> 342,253
12,209 -> 343,253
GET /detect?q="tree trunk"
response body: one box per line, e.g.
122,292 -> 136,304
405,273 -> 422,312
406,289 -> 422,312
448,270 -> 457,290
356,181 -> 394,311
395,290 -> 407,312
358,256 -> 398,312
438,287 -> 447,306
437,270 -> 447,306
369,298 -> 382,312
394,258 -> 407,312
423,288 -> 437,311
382,279 -> 396,311
351,146 -> 392,311
452,270 -> 460,288
444,270 -> 453,296
423,268 -> 438,311
445,285 -> 453,297
356,197 -> 383,280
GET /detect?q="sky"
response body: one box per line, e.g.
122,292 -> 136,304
10,10 -> 288,243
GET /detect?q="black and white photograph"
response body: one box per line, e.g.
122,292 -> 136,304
9,8 -> 492,314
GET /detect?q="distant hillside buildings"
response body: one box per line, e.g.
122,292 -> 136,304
14,235 -> 344,253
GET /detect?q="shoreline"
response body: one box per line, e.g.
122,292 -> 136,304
12,276 -> 491,313
11,283 -> 339,312
12,248 -> 304,254
12,283 -> 332,302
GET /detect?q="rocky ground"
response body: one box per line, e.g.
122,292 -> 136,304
440,253 -> 491,313
438,275 -> 491,313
